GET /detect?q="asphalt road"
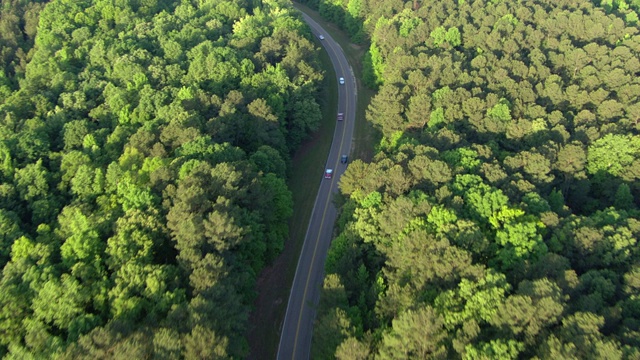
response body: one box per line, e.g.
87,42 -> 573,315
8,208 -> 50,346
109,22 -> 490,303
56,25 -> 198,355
276,9 -> 357,360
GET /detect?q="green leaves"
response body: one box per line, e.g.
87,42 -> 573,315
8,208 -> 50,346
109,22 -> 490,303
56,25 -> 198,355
486,99 -> 512,123
430,26 -> 447,47
58,207 -> 102,269
14,159 -> 49,201
491,279 -> 565,341
445,27 -> 462,47
538,312 -> 624,359
464,339 -> 523,360
442,147 -> 481,172
452,175 -> 509,222
587,134 -> 640,180
183,325 -> 229,360
360,191 -> 382,209
490,206 -> 547,268
32,275 -> 89,332
430,26 -> 461,47
435,270 -> 511,328
398,12 -> 422,38
378,306 -> 447,359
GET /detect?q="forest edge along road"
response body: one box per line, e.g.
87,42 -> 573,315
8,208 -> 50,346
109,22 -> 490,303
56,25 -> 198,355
276,9 -> 357,360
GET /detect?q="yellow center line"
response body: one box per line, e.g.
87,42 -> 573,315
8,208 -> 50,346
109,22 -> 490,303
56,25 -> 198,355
290,25 -> 351,358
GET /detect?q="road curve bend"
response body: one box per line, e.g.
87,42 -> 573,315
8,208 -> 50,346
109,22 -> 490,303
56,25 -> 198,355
276,9 -> 357,360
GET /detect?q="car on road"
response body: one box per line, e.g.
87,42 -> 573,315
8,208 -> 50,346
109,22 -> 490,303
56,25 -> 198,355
339,77 -> 345,85
324,168 -> 333,179
337,112 -> 344,121
341,155 -> 348,164
318,34 -> 325,40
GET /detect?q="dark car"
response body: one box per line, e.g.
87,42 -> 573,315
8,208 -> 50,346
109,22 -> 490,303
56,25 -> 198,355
341,155 -> 348,164
324,168 -> 333,179
337,112 -> 344,121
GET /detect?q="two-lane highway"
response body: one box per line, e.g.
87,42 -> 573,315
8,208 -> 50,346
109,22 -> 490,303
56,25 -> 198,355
277,9 -> 357,360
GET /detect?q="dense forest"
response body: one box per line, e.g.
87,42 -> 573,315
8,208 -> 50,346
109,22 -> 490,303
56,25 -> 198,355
0,0 -> 324,357
303,0 -> 640,358
0,0 -> 48,95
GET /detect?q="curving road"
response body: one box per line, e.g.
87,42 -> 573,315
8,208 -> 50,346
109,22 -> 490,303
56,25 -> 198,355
277,9 -> 357,360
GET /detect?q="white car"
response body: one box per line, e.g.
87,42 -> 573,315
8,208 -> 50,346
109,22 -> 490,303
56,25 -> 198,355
339,77 -> 345,85
318,34 -> 325,40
